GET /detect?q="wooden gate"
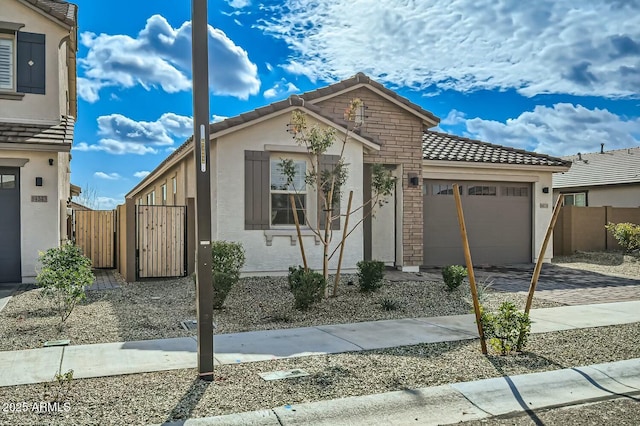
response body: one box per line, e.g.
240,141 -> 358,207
74,210 -> 116,268
136,205 -> 187,278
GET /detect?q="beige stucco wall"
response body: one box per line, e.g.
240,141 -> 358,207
215,112 -> 364,275
0,151 -> 62,282
554,185 -> 640,208
1,0 -> 70,122
423,162 -> 560,262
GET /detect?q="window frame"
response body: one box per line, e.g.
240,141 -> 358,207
0,34 -> 16,92
146,190 -> 155,206
161,183 -> 167,205
562,191 -> 587,207
269,156 -> 309,227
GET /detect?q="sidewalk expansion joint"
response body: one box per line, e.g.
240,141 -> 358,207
313,326 -> 365,351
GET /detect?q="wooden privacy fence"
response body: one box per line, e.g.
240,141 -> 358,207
74,210 -> 116,268
136,205 -> 187,278
553,205 -> 640,256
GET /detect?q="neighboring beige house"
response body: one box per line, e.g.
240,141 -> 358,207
553,146 -> 640,208
127,73 -> 570,274
0,0 -> 78,283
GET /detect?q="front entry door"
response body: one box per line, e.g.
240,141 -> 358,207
0,167 -> 21,283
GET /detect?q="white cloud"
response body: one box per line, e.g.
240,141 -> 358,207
226,0 -> 251,8
259,0 -> 640,98
96,196 -> 121,210
94,172 -> 121,180
78,15 -> 260,102
440,109 -> 467,126
263,79 -> 299,99
212,114 -> 228,123
134,171 -> 151,179
73,112 -> 193,155
446,104 -> 640,157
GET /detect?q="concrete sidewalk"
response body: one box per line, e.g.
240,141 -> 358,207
1,300 -> 639,388
160,358 -> 640,425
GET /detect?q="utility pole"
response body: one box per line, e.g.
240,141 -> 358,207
191,0 -> 214,382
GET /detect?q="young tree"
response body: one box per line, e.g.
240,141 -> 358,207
281,98 -> 396,296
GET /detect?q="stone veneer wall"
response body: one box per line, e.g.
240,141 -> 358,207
314,87 -> 425,267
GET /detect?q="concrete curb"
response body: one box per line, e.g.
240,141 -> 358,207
157,358 -> 640,426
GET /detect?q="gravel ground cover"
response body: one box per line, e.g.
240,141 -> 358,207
553,251 -> 640,278
0,323 -> 638,425
1,251 -> 638,424
0,273 -> 559,351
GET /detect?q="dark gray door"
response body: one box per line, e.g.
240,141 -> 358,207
424,180 -> 532,266
0,167 -> 21,282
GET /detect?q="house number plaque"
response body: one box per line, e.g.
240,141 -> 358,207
31,195 -> 48,202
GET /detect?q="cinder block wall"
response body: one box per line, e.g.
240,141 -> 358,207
554,205 -> 640,255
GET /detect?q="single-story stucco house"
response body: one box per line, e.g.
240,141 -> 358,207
126,73 -> 571,275
553,146 -> 640,208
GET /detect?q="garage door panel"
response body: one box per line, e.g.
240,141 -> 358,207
424,180 -> 531,266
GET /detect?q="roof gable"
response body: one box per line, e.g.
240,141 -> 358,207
300,72 -> 440,127
423,130 -> 570,168
18,0 -> 77,27
553,147 -> 640,188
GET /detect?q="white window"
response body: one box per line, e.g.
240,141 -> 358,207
161,184 -> 167,205
146,191 -> 155,205
270,159 -> 306,226
172,176 -> 177,203
563,192 -> 587,207
0,36 -> 14,91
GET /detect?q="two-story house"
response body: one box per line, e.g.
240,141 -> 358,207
0,0 -> 77,283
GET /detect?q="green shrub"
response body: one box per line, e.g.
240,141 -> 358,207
442,265 -> 467,292
480,302 -> 531,355
36,243 -> 94,331
211,241 -> 245,308
288,266 -> 326,310
379,298 -> 401,311
605,222 -> 640,253
356,260 -> 386,292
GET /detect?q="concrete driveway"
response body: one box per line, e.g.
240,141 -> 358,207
395,264 -> 640,305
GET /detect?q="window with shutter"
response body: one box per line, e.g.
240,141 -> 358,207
244,150 -> 270,230
0,37 -> 14,91
319,155 -> 341,230
16,32 -> 45,95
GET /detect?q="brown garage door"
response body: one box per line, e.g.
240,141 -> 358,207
423,180 -> 532,266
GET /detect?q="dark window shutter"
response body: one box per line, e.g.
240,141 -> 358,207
16,32 -> 45,95
245,150 -> 270,230
319,154 -> 341,230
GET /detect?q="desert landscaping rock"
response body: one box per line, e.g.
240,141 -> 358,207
0,252 -> 638,425
0,274 -> 559,351
0,323 -> 638,425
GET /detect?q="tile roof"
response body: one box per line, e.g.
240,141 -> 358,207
21,0 -> 77,27
422,130 -> 570,167
553,147 -> 640,188
0,116 -> 75,145
127,94 -> 379,197
300,72 -> 440,125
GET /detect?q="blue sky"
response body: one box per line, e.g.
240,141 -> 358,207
70,0 -> 640,209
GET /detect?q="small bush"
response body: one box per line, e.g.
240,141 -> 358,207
379,298 -> 401,311
288,266 -> 326,310
606,222 -> 640,253
211,241 -> 245,308
357,260 -> 386,292
36,243 -> 94,331
442,265 -> 467,292
481,302 -> 531,355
